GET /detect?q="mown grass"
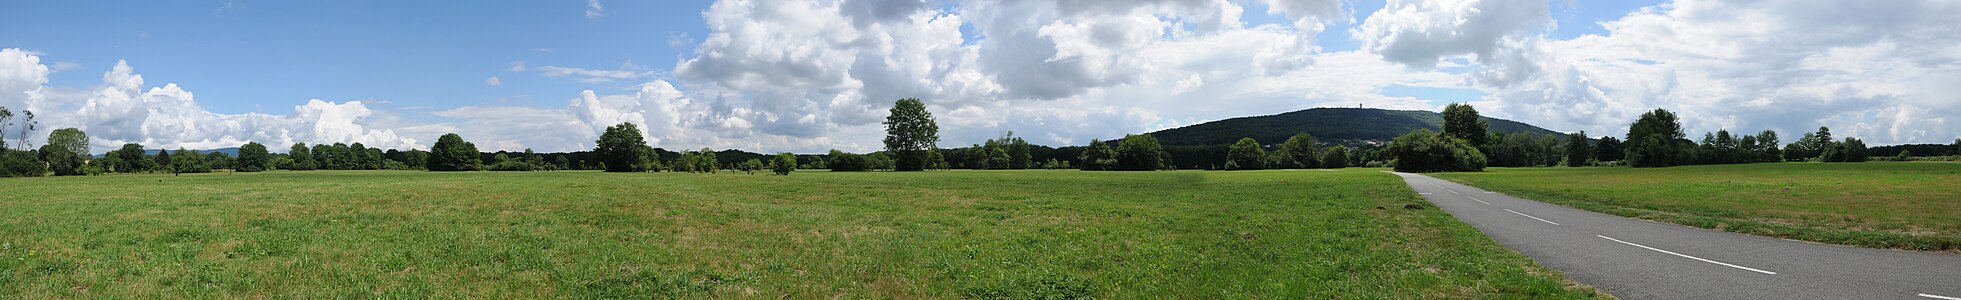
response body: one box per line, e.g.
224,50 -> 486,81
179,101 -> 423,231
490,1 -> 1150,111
0,169 -> 1603,298
1432,162 -> 1961,251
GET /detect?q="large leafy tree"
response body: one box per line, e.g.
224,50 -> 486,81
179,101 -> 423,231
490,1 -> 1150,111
111,143 -> 149,172
773,152 -> 797,175
1624,108 -> 1689,167
1755,130 -> 1781,162
1441,103 -> 1489,147
1320,145 -> 1350,168
45,128 -> 87,157
594,122 -> 650,172
1225,137 -> 1266,170
427,133 -> 482,171
1114,134 -> 1169,171
882,98 -> 939,171
237,142 -> 272,172
1565,131 -> 1590,167
1271,133 -> 1320,169
1388,129 -> 1486,172
1078,139 -> 1116,171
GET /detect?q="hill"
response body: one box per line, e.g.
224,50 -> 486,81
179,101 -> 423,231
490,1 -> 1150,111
1145,107 -> 1564,146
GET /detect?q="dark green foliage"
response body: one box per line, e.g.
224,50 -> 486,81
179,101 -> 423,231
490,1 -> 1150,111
1320,145 -> 1350,169
45,128 -> 87,158
42,144 -> 84,176
1485,132 -> 1566,167
1113,134 -> 1170,171
237,142 -> 272,172
427,133 -> 482,171
1078,139 -> 1116,170
672,148 -> 719,173
1144,108 -> 1560,146
286,143 -> 317,170
1270,133 -> 1320,169
772,152 -> 796,175
595,122 -> 649,172
1224,137 -> 1265,170
1442,103 -> 1489,147
171,148 -> 212,173
1388,129 -> 1486,172
1754,130 -> 1782,162
883,98 -> 939,171
1867,143 -> 1958,157
1593,136 -> 1624,162
0,149 -> 44,177
110,143 -> 150,172
153,150 -> 172,172
1565,132 -> 1590,167
828,150 -> 869,172
1624,108 -> 1691,167
207,152 -> 234,170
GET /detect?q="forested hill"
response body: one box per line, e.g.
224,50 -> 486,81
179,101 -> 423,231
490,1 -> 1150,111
1145,107 -> 1564,146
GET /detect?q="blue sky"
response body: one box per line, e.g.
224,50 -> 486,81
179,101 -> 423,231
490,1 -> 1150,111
3,0 -> 1952,153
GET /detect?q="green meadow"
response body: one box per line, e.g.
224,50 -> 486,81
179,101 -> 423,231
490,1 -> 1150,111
0,169 -> 1602,298
1433,162 -> 1961,251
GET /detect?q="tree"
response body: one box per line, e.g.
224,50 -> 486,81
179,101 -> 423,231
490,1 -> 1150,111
1566,132 -> 1591,167
1842,137 -> 1868,162
154,150 -> 173,172
287,143 -> 317,170
1442,103 -> 1489,147
882,98 -> 939,171
828,150 -> 870,172
1114,134 -> 1169,171
0,150 -> 44,177
1388,129 -> 1486,172
1271,133 -> 1320,169
1224,137 -> 1266,170
1,108 -> 38,151
40,144 -> 83,176
1321,145 -> 1350,169
171,148 -> 211,173
1079,139 -> 1116,171
111,143 -> 149,172
1755,130 -> 1781,162
207,152 -> 234,170
236,142 -> 272,172
427,133 -> 482,171
1896,150 -> 1913,161
1594,136 -> 1624,162
595,122 -> 650,172
45,128 -> 87,158
1625,108 -> 1690,167
773,152 -> 796,175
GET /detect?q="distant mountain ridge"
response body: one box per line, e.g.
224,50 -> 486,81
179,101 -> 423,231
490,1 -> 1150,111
1144,107 -> 1564,146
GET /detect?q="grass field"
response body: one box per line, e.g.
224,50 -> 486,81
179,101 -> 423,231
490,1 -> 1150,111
1432,162 -> 1961,251
0,169 -> 1604,298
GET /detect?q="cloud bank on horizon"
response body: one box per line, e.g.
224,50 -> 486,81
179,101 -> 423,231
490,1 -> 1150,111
1,0 -> 1957,154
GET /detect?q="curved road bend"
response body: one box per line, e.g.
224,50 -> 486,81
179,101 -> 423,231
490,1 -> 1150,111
1392,172 -> 1961,300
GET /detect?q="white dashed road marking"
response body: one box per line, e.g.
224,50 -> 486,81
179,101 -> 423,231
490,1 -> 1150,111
1504,209 -> 1559,225
1597,235 -> 1777,275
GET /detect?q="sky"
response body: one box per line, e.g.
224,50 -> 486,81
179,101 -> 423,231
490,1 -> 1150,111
2,0 -> 1957,154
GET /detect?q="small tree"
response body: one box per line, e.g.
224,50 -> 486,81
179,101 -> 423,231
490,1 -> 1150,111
595,122 -> 649,172
1272,133 -> 1319,169
1565,131 -> 1590,167
883,98 -> 939,171
1842,137 -> 1868,162
1625,108 -> 1689,167
773,152 -> 796,175
1225,137 -> 1265,170
1896,150 -> 1913,161
1594,136 -> 1624,162
287,143 -> 317,170
1321,145 -> 1350,169
237,142 -> 272,172
1079,139 -> 1116,171
1114,134 -> 1168,171
427,133 -> 482,171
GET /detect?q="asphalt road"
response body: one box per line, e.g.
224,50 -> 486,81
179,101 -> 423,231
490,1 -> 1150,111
1392,172 -> 1961,300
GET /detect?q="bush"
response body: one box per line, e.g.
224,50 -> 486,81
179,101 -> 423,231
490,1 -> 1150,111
1224,137 -> 1265,170
1113,134 -> 1169,171
828,150 -> 870,172
772,152 -> 796,175
0,150 -> 47,177
1387,130 -> 1486,172
486,161 -> 543,171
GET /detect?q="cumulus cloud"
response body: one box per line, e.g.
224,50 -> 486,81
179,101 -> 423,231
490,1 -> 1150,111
1465,0 -> 1961,144
1352,0 -> 1552,70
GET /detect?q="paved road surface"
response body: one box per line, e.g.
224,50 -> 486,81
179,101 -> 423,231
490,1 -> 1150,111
1392,172 -> 1961,300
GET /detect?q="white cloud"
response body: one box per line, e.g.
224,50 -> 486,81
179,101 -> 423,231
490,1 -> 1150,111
508,60 -> 527,72
585,0 -> 606,19
537,61 -> 652,84
1352,0 -> 1552,70
484,76 -> 502,86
